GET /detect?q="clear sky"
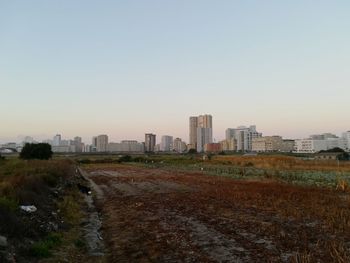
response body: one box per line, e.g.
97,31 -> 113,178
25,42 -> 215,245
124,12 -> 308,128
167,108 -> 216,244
1,0 -> 349,144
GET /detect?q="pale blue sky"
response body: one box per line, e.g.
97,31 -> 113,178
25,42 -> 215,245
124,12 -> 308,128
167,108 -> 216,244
1,0 -> 349,143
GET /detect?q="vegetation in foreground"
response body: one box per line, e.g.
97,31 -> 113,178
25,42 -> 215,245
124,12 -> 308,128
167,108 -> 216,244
0,158 -> 93,262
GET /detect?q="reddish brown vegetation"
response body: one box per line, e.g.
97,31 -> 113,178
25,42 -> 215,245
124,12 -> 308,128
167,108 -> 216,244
86,164 -> 350,262
214,155 -> 350,172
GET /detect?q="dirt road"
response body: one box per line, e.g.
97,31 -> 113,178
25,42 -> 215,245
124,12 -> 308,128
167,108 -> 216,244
84,164 -> 350,262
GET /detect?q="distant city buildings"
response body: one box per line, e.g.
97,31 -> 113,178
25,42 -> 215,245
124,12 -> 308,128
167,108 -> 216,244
219,138 -> 237,152
1,118 -> 350,155
294,133 -> 348,153
145,133 -> 156,152
108,140 -> 144,153
342,131 -> 350,150
96,135 -> 108,152
53,134 -> 61,146
226,125 -> 262,152
189,114 -> 213,152
160,136 -> 173,152
173,138 -> 187,153
204,143 -> 221,153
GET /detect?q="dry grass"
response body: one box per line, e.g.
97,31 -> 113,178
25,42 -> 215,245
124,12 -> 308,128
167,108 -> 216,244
214,155 -> 350,172
86,163 -> 350,262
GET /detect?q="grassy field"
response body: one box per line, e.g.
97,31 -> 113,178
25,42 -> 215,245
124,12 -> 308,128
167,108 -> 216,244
78,153 -> 350,191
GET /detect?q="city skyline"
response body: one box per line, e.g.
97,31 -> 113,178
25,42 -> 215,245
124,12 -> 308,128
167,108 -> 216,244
1,1 -> 350,143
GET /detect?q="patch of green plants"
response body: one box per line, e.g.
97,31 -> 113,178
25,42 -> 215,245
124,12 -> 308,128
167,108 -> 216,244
74,238 -> 86,249
29,232 -> 62,258
0,196 -> 18,211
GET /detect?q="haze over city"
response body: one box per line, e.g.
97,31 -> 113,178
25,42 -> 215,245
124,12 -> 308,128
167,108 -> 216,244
1,1 -> 350,144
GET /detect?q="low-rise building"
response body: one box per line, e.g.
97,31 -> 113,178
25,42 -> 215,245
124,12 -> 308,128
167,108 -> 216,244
52,145 -> 76,153
173,138 -> 187,153
219,138 -> 236,151
108,140 -> 144,153
204,143 -> 222,153
252,136 -> 283,152
294,138 -> 347,153
281,140 -> 295,152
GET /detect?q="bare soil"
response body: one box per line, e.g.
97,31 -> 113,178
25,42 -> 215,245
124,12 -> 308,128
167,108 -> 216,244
85,164 -> 350,263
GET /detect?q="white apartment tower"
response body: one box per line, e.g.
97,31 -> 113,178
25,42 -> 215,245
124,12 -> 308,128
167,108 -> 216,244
53,134 -> 61,146
160,135 -> 173,152
173,138 -> 187,153
96,134 -> 108,152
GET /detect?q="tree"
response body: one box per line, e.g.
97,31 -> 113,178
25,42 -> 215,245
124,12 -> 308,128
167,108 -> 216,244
188,148 -> 197,154
20,143 -> 53,160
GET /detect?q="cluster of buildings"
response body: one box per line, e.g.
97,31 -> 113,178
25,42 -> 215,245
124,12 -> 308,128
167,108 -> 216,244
1,114 -> 350,155
294,132 -> 350,153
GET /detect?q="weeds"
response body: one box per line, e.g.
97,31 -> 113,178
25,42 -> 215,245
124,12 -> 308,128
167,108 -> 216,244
29,232 -> 62,258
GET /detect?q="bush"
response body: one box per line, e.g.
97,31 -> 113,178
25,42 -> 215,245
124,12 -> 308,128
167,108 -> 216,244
119,155 -> 132,162
29,233 -> 62,258
0,196 -> 18,211
20,143 -> 53,160
188,149 -> 197,154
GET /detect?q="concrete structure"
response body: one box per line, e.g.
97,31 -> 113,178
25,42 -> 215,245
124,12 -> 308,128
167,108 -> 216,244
204,143 -> 222,153
294,135 -> 348,153
108,140 -> 144,153
197,127 -> 213,152
154,144 -> 161,152
189,114 -> 213,151
310,133 -> 338,140
281,140 -> 295,152
189,117 -> 198,150
96,135 -> 108,152
173,138 -> 187,153
342,131 -> 350,150
252,136 -> 283,152
74,136 -> 83,153
226,125 -> 262,152
52,145 -> 76,153
219,138 -> 237,151
160,135 -> 173,152
53,134 -> 61,146
145,133 -> 156,152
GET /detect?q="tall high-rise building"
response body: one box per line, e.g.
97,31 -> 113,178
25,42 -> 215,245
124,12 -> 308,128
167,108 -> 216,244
96,135 -> 108,152
197,128 -> 213,152
74,136 -> 83,152
189,117 -> 198,150
189,114 -> 213,152
198,115 -> 212,129
160,135 -> 173,152
145,133 -> 156,152
92,136 -> 97,147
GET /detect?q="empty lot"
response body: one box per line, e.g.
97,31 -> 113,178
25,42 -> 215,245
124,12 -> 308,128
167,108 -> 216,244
84,164 -> 350,262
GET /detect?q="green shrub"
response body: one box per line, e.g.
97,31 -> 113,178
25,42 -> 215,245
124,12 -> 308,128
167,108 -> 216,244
20,143 -> 53,160
29,233 -> 62,258
0,196 -> 18,211
119,155 -> 132,162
